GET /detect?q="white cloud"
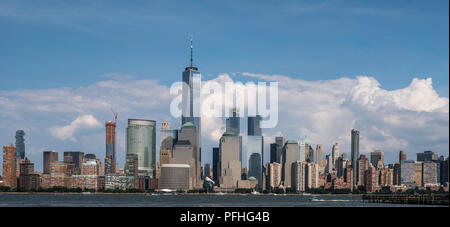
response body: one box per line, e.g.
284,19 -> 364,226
49,115 -> 102,142
0,73 -> 448,172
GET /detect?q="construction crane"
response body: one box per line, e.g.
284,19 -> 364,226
110,107 -> 118,166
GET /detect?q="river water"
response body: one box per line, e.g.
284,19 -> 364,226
0,193 -> 443,207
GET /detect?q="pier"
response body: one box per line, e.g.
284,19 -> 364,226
362,194 -> 449,206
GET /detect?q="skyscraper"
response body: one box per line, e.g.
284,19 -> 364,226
351,129 -> 360,188
43,151 -> 58,174
219,132 -> 241,189
417,151 -> 439,162
2,143 -> 17,188
270,136 -> 285,164
126,119 -> 156,177
105,121 -> 116,174
226,108 -> 240,135
159,122 -> 177,165
399,150 -> 407,162
247,115 -> 263,189
282,140 -> 300,188
422,162 -> 438,186
172,122 -> 201,189
357,155 -> 369,186
247,135 -> 264,189
399,160 -> 415,187
370,150 -> 384,170
316,144 -> 324,170
332,143 -> 339,169
291,161 -> 306,192
212,147 -> 220,184
248,115 -> 262,136
181,37 -> 201,138
15,130 -> 25,160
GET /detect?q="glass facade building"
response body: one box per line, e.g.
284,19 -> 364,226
247,135 -> 264,188
248,116 -> 262,136
226,108 -> 240,135
126,119 -> 156,178
181,67 -> 201,137
351,129 -> 360,187
15,130 -> 25,159
400,160 -> 415,187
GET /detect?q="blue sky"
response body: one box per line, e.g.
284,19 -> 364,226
0,0 -> 449,172
0,0 -> 448,96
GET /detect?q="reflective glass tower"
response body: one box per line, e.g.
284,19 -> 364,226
15,130 -> 25,159
181,36 -> 201,136
248,116 -> 262,136
247,135 -> 264,188
226,108 -> 240,135
351,129 -> 360,188
126,119 -> 156,177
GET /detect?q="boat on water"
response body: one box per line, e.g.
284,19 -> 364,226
82,192 -> 91,195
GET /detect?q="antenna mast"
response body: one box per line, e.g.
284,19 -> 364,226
190,35 -> 193,68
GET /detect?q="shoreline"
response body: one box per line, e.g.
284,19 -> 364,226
0,192 -> 392,196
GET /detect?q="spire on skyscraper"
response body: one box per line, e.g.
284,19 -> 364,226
190,35 -> 193,68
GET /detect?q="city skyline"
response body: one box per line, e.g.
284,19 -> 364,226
0,0 -> 449,174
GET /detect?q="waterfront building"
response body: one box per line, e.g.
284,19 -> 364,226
282,140 -> 300,188
400,160 -> 415,187
125,153 -> 139,177
18,157 -> 40,190
43,151 -> 59,174
291,161 -> 306,192
357,155 -> 369,186
364,166 -> 377,193
219,132 -> 241,189
344,167 -> 353,189
305,162 -> 319,190
2,143 -> 17,188
41,161 -> 73,188
267,162 -> 281,190
370,150 -> 384,170
351,129 -> 360,188
63,151 -> 84,175
159,164 -> 190,190
104,174 -> 135,190
172,122 -> 201,189
414,161 -> 423,187
105,121 -> 116,174
126,119 -> 156,177
379,167 -> 394,186
422,162 -> 438,186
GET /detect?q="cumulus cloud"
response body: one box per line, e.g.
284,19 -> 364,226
0,73 -> 448,172
49,115 -> 102,142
